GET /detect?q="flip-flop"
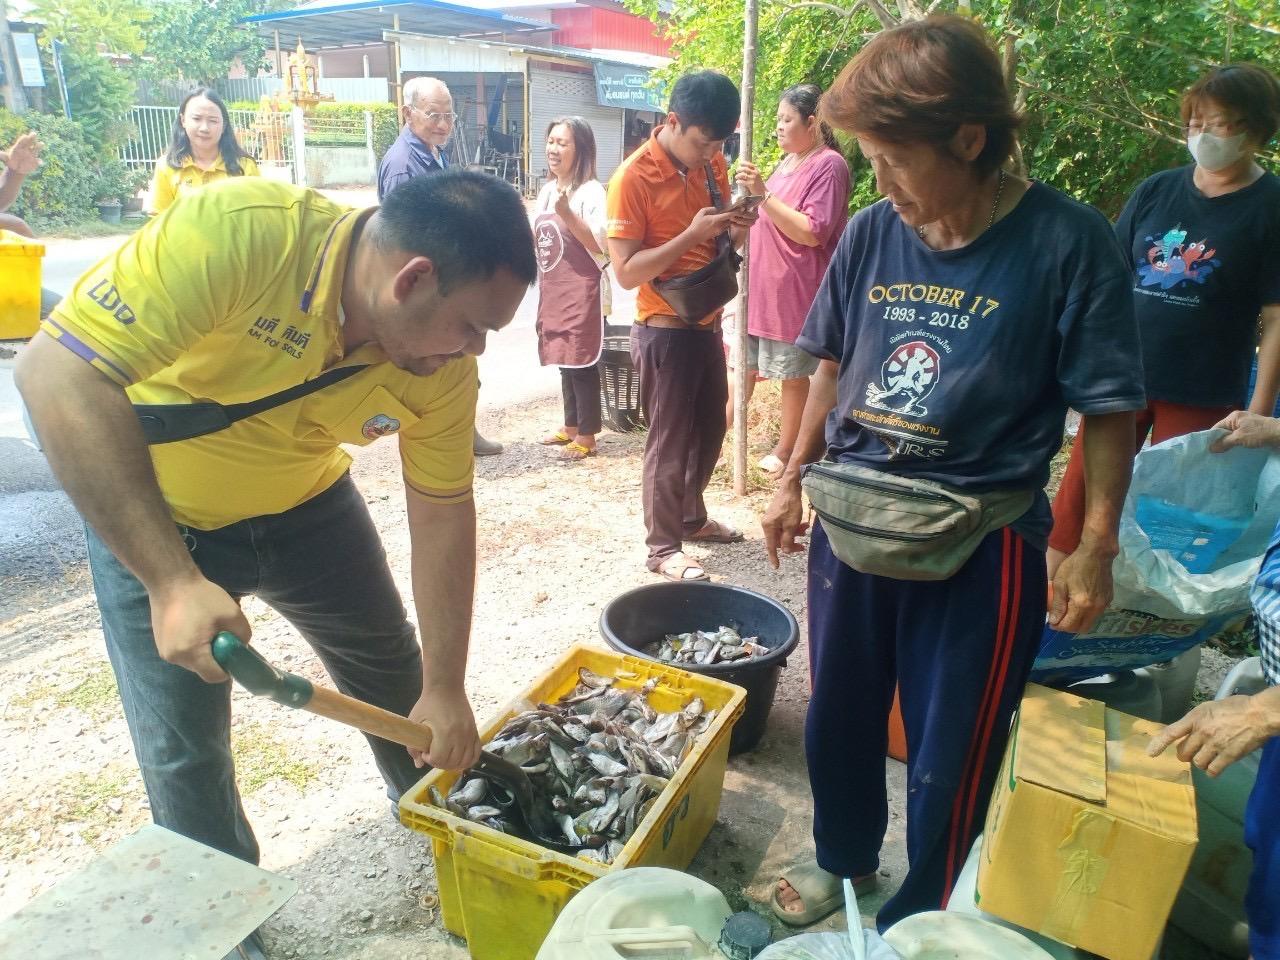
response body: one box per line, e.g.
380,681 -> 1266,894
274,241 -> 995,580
771,859 -> 878,928
539,431 -> 573,446
758,453 -> 786,475
560,441 -> 597,461
688,519 -> 744,543
656,552 -> 708,582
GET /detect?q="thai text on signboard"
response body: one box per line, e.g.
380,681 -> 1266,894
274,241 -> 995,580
593,63 -> 665,113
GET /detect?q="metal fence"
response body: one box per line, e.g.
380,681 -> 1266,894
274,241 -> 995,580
118,105 -> 295,182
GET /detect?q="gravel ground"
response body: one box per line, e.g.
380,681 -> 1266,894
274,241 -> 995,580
0,390 -> 1247,959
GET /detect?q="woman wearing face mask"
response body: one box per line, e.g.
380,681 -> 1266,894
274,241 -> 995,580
147,88 -> 259,215
732,84 -> 850,476
533,117 -> 610,460
1048,63 -> 1280,573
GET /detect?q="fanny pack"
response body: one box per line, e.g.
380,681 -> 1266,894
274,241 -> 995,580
800,460 -> 1035,581
651,163 -> 742,326
133,364 -> 369,444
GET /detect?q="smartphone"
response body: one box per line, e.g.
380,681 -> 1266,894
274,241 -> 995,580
728,193 -> 765,215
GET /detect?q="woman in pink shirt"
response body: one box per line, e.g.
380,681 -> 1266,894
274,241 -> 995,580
734,83 -> 851,474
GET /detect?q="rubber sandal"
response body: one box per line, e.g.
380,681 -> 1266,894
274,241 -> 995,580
758,453 -> 786,475
687,519 -> 744,543
771,859 -> 878,928
560,441 -> 597,461
657,552 -> 708,582
540,431 -> 573,446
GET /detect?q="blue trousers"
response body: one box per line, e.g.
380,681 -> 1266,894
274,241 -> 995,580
806,521 -> 1047,930
87,474 -> 425,865
1248,738 -> 1280,959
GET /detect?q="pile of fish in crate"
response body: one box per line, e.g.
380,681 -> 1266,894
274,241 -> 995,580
432,667 -> 717,863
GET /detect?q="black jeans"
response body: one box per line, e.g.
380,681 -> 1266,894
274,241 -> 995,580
86,473 -> 424,864
560,364 -> 602,435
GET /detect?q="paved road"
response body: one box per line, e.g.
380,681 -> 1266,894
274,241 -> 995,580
1,226 -> 636,587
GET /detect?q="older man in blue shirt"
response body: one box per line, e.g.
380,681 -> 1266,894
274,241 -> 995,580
378,76 -> 503,456
378,76 -> 454,199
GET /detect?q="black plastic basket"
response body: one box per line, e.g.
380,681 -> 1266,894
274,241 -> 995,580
600,324 -> 646,432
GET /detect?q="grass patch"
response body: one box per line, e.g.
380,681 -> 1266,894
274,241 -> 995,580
232,721 -> 320,794
714,378 -> 786,496
11,662 -> 120,720
1207,614 -> 1259,659
1,765 -> 143,857
41,218 -> 146,241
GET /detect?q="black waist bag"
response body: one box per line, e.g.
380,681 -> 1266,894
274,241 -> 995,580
134,364 -> 369,444
652,163 -> 742,325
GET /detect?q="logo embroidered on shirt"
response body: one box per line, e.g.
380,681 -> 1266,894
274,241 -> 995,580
362,414 -> 401,439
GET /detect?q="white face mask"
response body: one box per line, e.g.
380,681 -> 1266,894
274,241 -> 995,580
1187,130 -> 1248,172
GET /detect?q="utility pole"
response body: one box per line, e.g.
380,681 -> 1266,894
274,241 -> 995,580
732,0 -> 759,496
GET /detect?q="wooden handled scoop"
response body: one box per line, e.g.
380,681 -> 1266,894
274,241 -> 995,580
210,632 -> 579,852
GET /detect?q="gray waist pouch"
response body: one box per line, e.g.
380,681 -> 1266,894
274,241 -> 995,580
800,461 -> 1035,581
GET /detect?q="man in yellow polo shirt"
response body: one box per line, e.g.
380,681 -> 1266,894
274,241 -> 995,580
16,172 -> 535,872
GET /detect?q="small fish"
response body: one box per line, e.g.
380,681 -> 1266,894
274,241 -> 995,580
588,752 -> 628,777
467,805 -> 503,821
578,667 -> 615,689
450,778 -> 487,806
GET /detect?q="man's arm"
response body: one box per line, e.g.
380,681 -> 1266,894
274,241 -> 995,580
15,334 -> 249,681
1249,304 -> 1280,417
404,488 -> 482,771
1050,410 -> 1135,633
607,207 -> 735,290
762,359 -> 837,568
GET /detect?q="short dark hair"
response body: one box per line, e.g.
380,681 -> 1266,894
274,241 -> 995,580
1181,64 -> 1280,147
545,116 -> 598,188
822,14 -> 1020,177
669,71 -> 740,141
374,170 -> 536,293
167,87 -> 254,175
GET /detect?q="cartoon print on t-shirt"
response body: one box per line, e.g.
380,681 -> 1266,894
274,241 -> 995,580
1137,223 -> 1219,290
866,341 -> 940,416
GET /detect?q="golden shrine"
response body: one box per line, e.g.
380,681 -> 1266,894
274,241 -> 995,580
285,39 -> 333,111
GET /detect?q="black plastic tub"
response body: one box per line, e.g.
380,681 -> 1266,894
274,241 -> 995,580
599,582 -> 799,754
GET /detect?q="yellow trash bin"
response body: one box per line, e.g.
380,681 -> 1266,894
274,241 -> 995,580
0,229 -> 45,340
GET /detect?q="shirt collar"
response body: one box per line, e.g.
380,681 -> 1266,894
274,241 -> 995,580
180,154 -> 228,173
401,125 -> 445,167
299,206 -> 375,320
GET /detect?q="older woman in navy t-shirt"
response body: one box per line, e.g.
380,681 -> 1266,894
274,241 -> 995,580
761,15 -> 1146,932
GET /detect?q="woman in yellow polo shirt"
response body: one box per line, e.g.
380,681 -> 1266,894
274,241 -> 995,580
147,87 -> 259,214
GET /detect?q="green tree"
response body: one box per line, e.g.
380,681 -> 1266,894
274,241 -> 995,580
28,0 -> 149,150
627,0 -> 1280,217
137,0 -> 281,87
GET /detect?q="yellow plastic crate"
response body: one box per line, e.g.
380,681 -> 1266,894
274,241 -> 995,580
399,643 -> 746,960
0,229 -> 44,340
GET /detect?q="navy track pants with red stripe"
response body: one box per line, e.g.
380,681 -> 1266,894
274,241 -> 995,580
805,520 -> 1047,931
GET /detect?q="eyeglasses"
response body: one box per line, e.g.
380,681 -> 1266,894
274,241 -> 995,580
1186,116 -> 1243,137
410,106 -> 457,126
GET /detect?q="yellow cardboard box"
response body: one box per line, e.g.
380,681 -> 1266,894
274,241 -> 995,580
976,683 -> 1197,960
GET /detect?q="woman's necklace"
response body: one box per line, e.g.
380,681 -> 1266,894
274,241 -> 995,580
780,142 -> 823,175
917,168 -> 1007,242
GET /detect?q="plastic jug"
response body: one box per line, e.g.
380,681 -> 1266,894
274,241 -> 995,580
1135,645 -> 1202,724
1063,670 -> 1163,723
536,867 -> 733,960
884,912 -> 1056,959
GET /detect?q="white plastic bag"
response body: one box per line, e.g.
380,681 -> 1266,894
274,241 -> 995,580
1035,429 -> 1280,682
756,931 -> 901,960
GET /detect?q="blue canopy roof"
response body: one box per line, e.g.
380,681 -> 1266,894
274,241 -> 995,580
242,0 -> 557,47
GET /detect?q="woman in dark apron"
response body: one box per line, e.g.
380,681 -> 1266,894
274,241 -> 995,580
534,116 -> 610,461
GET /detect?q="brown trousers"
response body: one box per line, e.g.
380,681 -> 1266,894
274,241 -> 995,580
632,324 -> 728,570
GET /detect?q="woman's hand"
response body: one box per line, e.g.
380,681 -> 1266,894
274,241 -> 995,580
735,161 -> 766,198
553,187 -> 572,220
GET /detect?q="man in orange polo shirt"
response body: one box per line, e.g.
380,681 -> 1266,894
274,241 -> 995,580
606,71 -> 758,581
